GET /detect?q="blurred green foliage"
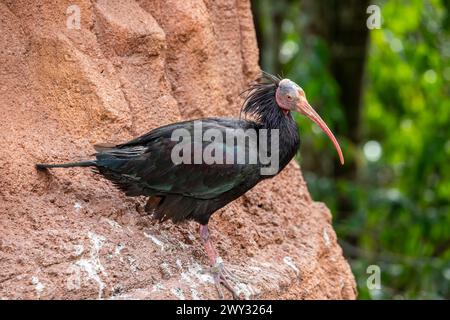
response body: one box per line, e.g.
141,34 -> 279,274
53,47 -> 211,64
252,0 -> 450,299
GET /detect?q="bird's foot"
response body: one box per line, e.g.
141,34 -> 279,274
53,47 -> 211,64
210,257 -> 242,300
198,224 -> 246,299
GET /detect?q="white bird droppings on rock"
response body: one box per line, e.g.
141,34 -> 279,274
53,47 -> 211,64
103,218 -> 123,230
74,201 -> 83,212
323,228 -> 331,247
171,287 -> 185,300
68,232 -> 107,299
191,288 -> 201,300
160,262 -> 172,277
152,282 -> 165,293
31,276 -> 45,295
283,256 -> 300,277
73,244 -> 84,256
114,243 -> 125,256
188,262 -> 214,284
144,232 -> 165,251
235,282 -> 255,300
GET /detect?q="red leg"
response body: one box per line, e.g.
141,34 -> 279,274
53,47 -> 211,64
199,224 -> 239,299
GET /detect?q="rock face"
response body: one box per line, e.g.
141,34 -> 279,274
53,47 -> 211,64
0,0 -> 356,299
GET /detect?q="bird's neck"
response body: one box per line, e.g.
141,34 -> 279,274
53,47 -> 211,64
260,111 -> 300,174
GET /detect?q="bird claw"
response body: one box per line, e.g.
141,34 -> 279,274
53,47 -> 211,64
210,259 -> 242,300
199,225 -> 246,300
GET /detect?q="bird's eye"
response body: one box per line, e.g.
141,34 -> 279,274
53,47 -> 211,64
286,95 -> 293,100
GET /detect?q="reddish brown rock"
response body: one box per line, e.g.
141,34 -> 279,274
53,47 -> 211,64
0,0 -> 356,299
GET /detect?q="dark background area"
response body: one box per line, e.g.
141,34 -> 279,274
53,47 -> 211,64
252,0 -> 450,299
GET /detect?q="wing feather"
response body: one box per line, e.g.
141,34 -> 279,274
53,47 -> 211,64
95,118 -> 261,200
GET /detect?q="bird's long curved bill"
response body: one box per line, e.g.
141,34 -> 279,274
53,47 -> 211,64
297,100 -> 345,165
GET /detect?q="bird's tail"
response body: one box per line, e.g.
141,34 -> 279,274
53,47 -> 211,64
35,160 -> 97,170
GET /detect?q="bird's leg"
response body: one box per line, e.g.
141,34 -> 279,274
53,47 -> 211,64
199,224 -> 239,299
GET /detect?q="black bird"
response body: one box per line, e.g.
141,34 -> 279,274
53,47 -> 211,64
36,73 -> 344,299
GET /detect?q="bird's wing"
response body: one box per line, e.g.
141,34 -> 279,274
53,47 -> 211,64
95,118 -> 261,199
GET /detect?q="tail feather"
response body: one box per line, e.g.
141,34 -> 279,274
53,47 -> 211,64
93,143 -> 117,152
36,160 -> 96,170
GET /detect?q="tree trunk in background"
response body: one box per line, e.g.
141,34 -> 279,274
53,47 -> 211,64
251,0 -> 285,73
302,0 -> 369,217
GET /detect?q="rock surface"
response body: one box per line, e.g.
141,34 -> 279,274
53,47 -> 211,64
0,0 -> 356,299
